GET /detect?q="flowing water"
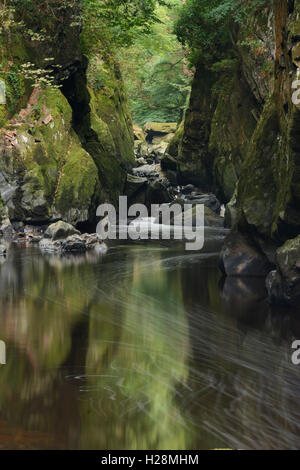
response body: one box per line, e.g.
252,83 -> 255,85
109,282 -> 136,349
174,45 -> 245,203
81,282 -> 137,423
0,232 -> 300,450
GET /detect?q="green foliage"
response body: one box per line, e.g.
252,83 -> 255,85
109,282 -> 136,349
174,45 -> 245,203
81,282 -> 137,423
126,56 -> 191,124
119,1 -> 192,125
174,0 -> 273,65
81,0 -> 168,53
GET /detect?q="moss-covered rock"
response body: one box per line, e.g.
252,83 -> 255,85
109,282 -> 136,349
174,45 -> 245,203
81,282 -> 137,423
266,235 -> 300,306
0,87 -> 101,224
0,3 -> 135,225
166,121 -> 184,159
144,122 -> 177,142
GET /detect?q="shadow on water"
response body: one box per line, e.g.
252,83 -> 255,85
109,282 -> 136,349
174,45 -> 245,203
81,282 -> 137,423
0,234 -> 299,449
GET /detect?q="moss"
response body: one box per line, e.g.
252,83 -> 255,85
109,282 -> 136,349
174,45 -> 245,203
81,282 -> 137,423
144,122 -> 177,134
88,56 -> 135,170
55,141 -> 99,222
0,86 -> 102,223
278,235 -> 300,254
209,73 -> 257,202
166,121 -> 184,158
236,97 -> 293,237
0,9 -> 135,224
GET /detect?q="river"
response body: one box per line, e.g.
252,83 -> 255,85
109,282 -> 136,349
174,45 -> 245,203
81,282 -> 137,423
0,231 -> 299,450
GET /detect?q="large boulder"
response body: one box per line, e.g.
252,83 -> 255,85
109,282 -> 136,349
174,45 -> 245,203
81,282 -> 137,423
161,154 -> 177,172
219,230 -> 273,277
133,125 -> 146,142
266,236 -> 300,306
125,174 -> 147,199
43,221 -> 80,241
144,122 -> 177,143
185,193 -> 221,215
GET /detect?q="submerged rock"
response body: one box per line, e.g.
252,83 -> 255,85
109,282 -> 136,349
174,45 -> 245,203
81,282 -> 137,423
219,230 -> 273,277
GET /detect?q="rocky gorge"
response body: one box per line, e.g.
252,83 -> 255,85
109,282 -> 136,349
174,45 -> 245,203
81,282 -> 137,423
0,0 -> 300,310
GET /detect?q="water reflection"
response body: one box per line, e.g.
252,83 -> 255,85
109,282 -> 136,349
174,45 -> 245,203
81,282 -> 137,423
0,242 -> 299,449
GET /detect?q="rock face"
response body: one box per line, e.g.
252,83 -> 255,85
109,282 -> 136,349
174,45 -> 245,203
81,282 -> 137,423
266,236 -> 300,306
134,122 -> 176,165
126,164 -> 173,207
167,7 -> 274,198
0,1 -> 134,228
167,1 -> 300,304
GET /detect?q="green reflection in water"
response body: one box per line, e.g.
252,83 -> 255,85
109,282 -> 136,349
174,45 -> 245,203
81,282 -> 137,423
0,245 -> 193,449
81,247 -> 190,449
0,244 -> 300,450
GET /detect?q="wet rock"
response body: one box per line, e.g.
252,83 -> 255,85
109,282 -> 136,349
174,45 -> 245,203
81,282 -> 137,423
150,141 -> 169,159
39,230 -> 106,254
266,236 -> 300,306
81,233 -> 104,250
181,184 -> 195,195
186,193 -> 221,215
0,206 -> 15,238
27,233 -> 43,243
135,157 -> 147,167
144,122 -> 177,143
61,235 -> 87,253
0,218 -> 15,237
125,174 -> 147,199
0,244 -> 7,255
219,230 -> 273,277
12,221 -> 24,232
172,205 -> 224,228
221,275 -> 268,322
44,221 -> 80,241
266,270 -> 284,304
146,180 -> 172,206
171,194 -> 222,215
277,236 -> 300,283
132,164 -> 160,179
224,193 -> 238,228
39,238 -> 63,252
161,153 -> 177,172
21,186 -> 48,219
165,170 -> 178,186
133,125 -> 146,142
